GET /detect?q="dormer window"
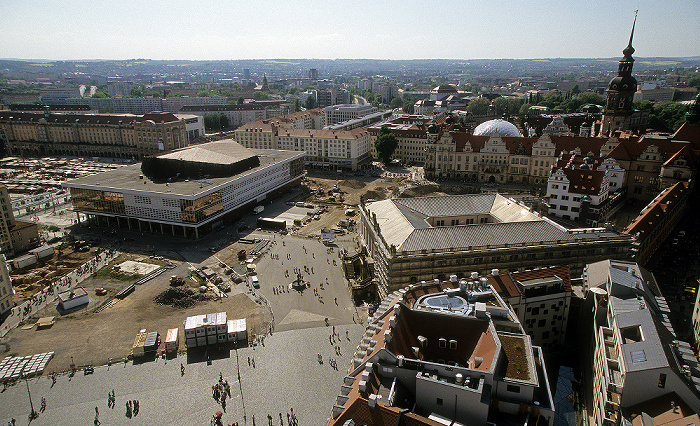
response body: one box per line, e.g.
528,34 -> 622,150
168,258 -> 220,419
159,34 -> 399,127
449,339 -> 458,350
438,337 -> 446,348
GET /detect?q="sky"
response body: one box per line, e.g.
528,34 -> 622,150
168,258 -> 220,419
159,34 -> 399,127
1,0 -> 699,61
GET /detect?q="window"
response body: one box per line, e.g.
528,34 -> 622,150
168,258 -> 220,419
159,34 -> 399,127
542,331 -> 550,339
506,385 -> 520,393
538,319 -> 546,327
658,373 -> 666,388
436,398 -> 443,406
550,194 -> 557,199
559,205 -> 568,211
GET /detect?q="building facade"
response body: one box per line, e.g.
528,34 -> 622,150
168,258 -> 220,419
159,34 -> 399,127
584,259 -> 700,425
489,266 -> 572,349
0,111 -> 189,159
0,184 -> 39,256
358,193 -> 634,296
234,110 -> 371,171
62,140 -> 306,239
179,104 -> 267,128
0,255 -> 12,320
322,104 -> 377,127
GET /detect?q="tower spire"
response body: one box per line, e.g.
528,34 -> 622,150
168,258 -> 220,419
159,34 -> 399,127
624,10 -> 638,58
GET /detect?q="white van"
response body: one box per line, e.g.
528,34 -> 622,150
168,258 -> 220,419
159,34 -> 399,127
251,276 -> 260,288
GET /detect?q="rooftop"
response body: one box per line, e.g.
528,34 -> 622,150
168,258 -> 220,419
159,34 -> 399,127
364,194 -> 575,252
62,139 -> 303,198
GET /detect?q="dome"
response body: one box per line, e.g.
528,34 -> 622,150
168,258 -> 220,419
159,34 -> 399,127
473,119 -> 521,137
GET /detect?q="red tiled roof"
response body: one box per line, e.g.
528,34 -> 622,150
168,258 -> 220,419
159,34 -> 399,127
624,181 -> 690,239
558,167 -> 606,195
673,121 -> 700,148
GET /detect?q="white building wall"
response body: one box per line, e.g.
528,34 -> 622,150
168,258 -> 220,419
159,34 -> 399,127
0,255 -> 13,316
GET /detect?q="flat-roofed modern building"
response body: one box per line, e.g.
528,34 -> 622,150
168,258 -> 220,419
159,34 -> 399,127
328,273 -> 555,425
584,260 -> 700,425
359,193 -> 633,295
322,104 -> 377,126
62,140 -> 305,238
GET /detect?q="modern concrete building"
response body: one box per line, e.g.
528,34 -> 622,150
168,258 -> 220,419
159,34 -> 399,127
584,259 -> 700,425
0,255 -> 13,320
358,193 -> 634,296
328,274 -> 555,425
62,140 -> 305,238
488,266 -> 572,348
178,104 -> 266,128
174,114 -> 205,143
40,87 -> 81,105
322,104 -> 377,127
0,111 -> 189,159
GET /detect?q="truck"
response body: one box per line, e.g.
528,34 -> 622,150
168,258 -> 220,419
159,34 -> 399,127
257,217 -> 286,230
253,205 -> 264,215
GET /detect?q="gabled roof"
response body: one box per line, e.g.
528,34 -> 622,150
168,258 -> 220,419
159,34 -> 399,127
624,181 -> 689,240
558,167 -> 606,195
365,194 -> 571,252
673,121 -> 700,148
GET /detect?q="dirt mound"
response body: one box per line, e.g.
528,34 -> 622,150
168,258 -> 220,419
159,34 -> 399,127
340,180 -> 366,189
153,287 -> 214,309
400,184 -> 442,198
363,189 -> 387,201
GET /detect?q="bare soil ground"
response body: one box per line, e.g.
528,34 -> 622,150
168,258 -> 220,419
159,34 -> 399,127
2,258 -> 266,373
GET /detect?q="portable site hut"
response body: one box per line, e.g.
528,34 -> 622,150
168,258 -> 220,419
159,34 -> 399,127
227,318 -> 247,343
184,312 -> 228,348
57,287 -> 89,311
165,328 -> 179,354
144,332 -> 160,354
132,329 -> 147,358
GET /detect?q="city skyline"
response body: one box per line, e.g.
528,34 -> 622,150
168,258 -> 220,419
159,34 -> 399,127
2,0 -> 699,61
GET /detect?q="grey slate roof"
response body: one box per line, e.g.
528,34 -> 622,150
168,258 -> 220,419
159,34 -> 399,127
157,139 -> 257,165
400,221 -> 575,253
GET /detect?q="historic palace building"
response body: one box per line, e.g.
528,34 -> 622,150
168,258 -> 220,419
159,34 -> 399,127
0,111 -> 190,159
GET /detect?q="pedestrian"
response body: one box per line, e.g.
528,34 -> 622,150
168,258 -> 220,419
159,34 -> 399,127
181,362 -> 185,375
252,358 -> 256,368
95,406 -> 99,417
248,356 -> 251,366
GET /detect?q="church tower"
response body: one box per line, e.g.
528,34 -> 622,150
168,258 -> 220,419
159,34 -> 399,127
600,13 -> 638,136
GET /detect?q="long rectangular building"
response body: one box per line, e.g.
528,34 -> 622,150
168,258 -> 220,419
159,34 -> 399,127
62,139 -> 305,238
0,111 -> 189,159
359,193 -> 633,295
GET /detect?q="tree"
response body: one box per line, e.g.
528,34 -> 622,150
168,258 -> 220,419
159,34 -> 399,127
237,96 -> 245,105
197,90 -> 210,97
129,87 -> 143,97
253,91 -> 268,100
519,102 -> 532,116
389,97 -> 403,109
493,97 -> 523,116
172,91 -> 184,97
304,96 -> 316,110
203,113 -> 229,132
294,98 -> 301,112
687,77 -> 700,90
468,97 -> 491,115
374,125 -> 398,165
649,101 -> 688,132
92,91 -> 110,98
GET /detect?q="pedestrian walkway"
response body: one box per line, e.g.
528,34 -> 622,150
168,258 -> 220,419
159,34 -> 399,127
0,249 -> 120,338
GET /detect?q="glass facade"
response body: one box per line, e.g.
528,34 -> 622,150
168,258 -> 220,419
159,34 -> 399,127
71,188 -> 125,214
180,191 -> 223,223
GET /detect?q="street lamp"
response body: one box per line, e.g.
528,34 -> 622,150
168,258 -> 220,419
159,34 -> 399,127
23,371 -> 38,420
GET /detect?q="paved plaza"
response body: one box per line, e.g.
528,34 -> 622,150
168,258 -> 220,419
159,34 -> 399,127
0,324 -> 364,425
